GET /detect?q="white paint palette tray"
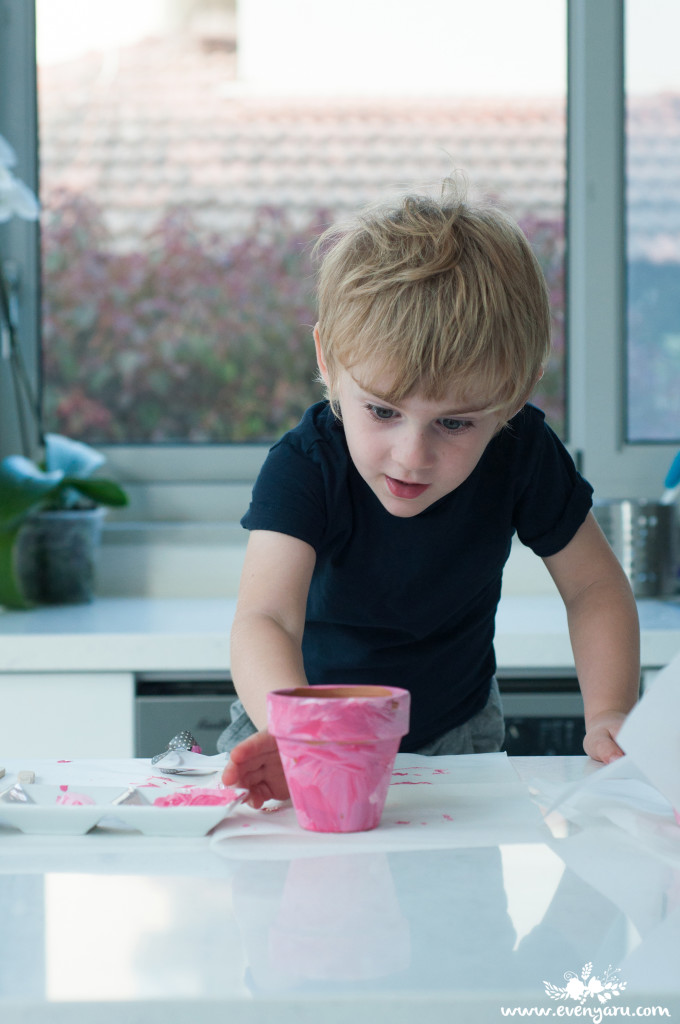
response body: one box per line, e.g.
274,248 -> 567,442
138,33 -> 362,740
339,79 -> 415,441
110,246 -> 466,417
0,783 -> 248,837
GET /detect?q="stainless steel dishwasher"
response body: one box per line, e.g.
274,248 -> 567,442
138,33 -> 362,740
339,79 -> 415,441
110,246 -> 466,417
135,673 -> 238,757
498,672 -> 586,755
136,670 -> 586,758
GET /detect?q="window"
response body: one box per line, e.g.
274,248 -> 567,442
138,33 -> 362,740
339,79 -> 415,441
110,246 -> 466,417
0,0 -> 675,524
625,0 -> 680,442
36,0 -> 566,449
566,0 -> 675,495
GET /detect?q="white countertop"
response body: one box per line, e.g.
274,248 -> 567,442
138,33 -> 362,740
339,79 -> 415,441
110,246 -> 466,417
1,753 -> 678,1023
0,597 -> 238,673
1,595 -> 679,673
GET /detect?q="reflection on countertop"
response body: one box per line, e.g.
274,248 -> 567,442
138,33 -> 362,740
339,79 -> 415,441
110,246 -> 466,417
0,755 -> 679,1022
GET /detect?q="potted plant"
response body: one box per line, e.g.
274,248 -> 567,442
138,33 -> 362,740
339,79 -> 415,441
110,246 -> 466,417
0,433 -> 129,608
1,133 -> 128,608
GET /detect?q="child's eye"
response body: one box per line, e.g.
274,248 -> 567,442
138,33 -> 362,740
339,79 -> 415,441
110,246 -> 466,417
439,418 -> 472,433
366,404 -> 397,421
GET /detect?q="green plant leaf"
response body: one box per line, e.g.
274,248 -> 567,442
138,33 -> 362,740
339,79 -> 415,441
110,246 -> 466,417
64,478 -> 129,507
44,433 -> 105,477
0,527 -> 32,610
0,457 -> 64,528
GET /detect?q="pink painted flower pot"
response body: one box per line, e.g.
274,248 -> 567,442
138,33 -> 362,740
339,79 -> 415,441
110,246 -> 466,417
266,684 -> 411,833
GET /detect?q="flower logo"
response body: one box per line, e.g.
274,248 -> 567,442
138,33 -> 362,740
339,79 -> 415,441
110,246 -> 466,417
543,962 -> 627,1004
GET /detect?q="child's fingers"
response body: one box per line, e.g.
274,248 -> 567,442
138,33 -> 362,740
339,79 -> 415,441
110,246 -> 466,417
221,732 -> 290,802
245,779 -> 287,808
597,741 -> 624,765
583,728 -> 624,764
220,760 -> 240,787
230,729 -> 277,762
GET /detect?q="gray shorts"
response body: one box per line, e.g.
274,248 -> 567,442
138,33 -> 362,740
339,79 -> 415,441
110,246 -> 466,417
414,677 -> 505,755
216,677 -> 505,756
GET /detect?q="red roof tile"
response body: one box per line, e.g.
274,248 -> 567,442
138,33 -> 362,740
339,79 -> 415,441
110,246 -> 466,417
37,36 -> 680,259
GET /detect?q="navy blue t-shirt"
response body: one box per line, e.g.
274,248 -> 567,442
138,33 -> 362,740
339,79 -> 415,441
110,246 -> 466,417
241,401 -> 593,750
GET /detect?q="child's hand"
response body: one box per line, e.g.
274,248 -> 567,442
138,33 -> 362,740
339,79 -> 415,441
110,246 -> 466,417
221,730 -> 290,808
583,711 -> 628,764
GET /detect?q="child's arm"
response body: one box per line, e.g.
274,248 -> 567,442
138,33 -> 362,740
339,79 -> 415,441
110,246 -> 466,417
221,529 -> 316,805
542,511 -> 640,763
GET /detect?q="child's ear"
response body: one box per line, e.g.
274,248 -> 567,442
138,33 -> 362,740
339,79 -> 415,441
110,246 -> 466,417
513,367 -> 546,417
314,324 -> 330,386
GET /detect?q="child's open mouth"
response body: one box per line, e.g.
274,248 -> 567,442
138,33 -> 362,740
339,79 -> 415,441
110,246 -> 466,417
385,476 -> 430,499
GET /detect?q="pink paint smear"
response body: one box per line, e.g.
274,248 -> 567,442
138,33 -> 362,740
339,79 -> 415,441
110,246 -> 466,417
152,787 -> 242,807
56,791 -> 95,806
138,776 -> 175,788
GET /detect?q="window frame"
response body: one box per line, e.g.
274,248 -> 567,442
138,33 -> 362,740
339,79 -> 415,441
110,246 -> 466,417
0,0 -> 675,528
566,0 -> 674,497
0,0 -> 41,464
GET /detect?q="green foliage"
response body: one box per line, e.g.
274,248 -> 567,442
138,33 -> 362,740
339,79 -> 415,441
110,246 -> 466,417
0,435 -> 128,608
41,190 -> 567,444
0,458 -> 64,529
0,434 -> 128,527
42,191 -> 327,443
518,213 -> 566,436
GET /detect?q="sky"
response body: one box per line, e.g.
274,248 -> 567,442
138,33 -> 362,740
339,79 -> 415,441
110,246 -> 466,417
36,0 -> 678,97
236,0 -> 567,97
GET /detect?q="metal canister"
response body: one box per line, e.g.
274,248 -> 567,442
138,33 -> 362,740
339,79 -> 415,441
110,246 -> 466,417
592,500 -> 678,598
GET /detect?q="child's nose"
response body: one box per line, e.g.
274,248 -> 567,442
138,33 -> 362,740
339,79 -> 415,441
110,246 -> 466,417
393,428 -> 434,472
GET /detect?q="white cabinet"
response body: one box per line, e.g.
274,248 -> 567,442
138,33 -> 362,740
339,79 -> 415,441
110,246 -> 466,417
0,599 -> 234,758
0,672 -> 135,758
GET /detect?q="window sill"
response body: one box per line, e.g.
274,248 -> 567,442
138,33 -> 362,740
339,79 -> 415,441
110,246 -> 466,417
98,521 -> 248,599
96,525 -> 556,600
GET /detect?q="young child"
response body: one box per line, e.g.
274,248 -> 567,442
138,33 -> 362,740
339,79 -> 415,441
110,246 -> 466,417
219,180 -> 640,806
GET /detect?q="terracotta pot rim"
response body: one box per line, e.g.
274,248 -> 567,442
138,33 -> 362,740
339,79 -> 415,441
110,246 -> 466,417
270,685 -> 407,700
271,735 -> 399,746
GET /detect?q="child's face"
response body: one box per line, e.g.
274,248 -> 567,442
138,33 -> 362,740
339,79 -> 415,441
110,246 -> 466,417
317,344 -> 505,518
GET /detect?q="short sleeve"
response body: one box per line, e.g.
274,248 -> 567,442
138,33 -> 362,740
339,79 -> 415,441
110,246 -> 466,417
511,411 -> 594,557
241,433 -> 331,553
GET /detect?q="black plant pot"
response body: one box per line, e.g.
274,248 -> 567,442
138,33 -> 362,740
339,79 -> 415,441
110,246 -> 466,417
15,508 -> 106,605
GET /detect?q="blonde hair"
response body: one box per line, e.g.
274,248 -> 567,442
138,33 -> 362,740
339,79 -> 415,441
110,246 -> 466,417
313,178 -> 551,418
